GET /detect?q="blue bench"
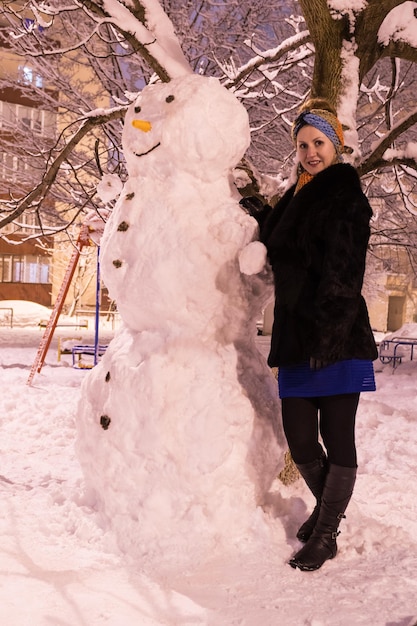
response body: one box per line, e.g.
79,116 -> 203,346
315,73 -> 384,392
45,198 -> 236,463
379,337 -> 417,368
72,344 -> 108,369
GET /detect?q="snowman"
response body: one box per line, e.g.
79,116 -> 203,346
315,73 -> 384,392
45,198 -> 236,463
76,74 -> 284,574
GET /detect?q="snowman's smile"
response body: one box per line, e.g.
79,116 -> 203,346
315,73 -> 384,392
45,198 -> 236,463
134,142 -> 161,157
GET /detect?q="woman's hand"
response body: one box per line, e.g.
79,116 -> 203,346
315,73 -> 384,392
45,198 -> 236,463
239,196 -> 268,215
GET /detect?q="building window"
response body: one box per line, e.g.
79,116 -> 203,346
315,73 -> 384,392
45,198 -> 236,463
0,254 -> 50,284
0,101 -> 56,137
0,256 -> 12,282
18,65 -> 44,88
0,152 -> 16,182
13,256 -> 24,282
0,152 -> 38,185
1,212 -> 39,235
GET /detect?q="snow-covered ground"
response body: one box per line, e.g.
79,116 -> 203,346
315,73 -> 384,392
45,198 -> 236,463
1,304 -> 417,626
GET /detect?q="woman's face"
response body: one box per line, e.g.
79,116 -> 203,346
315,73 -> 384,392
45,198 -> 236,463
296,125 -> 337,176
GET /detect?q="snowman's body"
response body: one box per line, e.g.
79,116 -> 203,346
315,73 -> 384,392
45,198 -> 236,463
101,173 -> 254,338
76,75 -> 284,573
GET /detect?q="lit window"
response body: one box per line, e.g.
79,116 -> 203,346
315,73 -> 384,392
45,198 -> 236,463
0,254 -> 50,284
0,256 -> 12,282
18,65 -> 44,88
13,256 -> 24,282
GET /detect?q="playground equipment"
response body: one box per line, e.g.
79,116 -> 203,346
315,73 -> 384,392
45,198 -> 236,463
27,225 -> 106,384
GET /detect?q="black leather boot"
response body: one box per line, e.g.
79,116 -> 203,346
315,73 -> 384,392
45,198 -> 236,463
295,449 -> 328,542
289,464 -> 357,571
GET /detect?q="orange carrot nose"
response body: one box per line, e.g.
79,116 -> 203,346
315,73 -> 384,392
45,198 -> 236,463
131,119 -> 152,132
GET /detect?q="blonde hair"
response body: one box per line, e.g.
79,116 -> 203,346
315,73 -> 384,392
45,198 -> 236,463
298,97 -> 337,116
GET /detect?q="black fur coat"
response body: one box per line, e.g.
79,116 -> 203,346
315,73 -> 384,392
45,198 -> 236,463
255,163 -> 378,367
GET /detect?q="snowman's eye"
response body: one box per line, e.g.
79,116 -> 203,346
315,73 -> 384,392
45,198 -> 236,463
134,105 -> 141,113
165,95 -> 175,103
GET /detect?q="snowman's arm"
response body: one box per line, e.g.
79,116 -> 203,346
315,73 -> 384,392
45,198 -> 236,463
238,241 -> 268,276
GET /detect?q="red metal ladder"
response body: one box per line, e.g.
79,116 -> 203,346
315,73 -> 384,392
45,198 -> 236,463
27,225 -> 92,385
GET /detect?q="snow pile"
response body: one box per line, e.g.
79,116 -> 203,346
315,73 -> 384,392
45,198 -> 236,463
0,300 -> 51,326
383,322 -> 417,340
75,74 -> 284,574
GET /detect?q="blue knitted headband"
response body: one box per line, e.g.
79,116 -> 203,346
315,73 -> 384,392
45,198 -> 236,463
292,110 -> 344,155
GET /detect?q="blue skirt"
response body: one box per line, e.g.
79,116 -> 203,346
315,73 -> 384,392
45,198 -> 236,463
278,359 -> 376,399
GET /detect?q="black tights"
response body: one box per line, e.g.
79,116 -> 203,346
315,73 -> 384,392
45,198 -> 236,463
281,393 -> 360,468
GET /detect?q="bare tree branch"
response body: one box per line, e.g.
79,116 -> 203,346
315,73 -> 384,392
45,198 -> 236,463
359,108 -> 417,176
0,107 -> 125,229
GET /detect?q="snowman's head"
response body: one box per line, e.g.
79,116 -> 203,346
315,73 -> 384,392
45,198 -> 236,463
122,74 -> 250,181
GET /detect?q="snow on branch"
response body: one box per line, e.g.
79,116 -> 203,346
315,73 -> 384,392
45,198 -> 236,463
101,0 -> 192,79
378,2 -> 417,48
221,31 -> 312,88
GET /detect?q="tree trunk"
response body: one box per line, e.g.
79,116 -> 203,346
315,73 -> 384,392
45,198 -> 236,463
299,0 -> 348,106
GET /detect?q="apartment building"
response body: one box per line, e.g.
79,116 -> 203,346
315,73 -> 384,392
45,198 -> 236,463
0,8 -> 108,314
0,33 -> 56,306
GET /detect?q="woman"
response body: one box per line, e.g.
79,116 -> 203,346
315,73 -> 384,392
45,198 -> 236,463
242,98 -> 378,571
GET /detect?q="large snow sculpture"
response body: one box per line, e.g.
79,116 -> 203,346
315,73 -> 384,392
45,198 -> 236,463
76,74 -> 284,573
